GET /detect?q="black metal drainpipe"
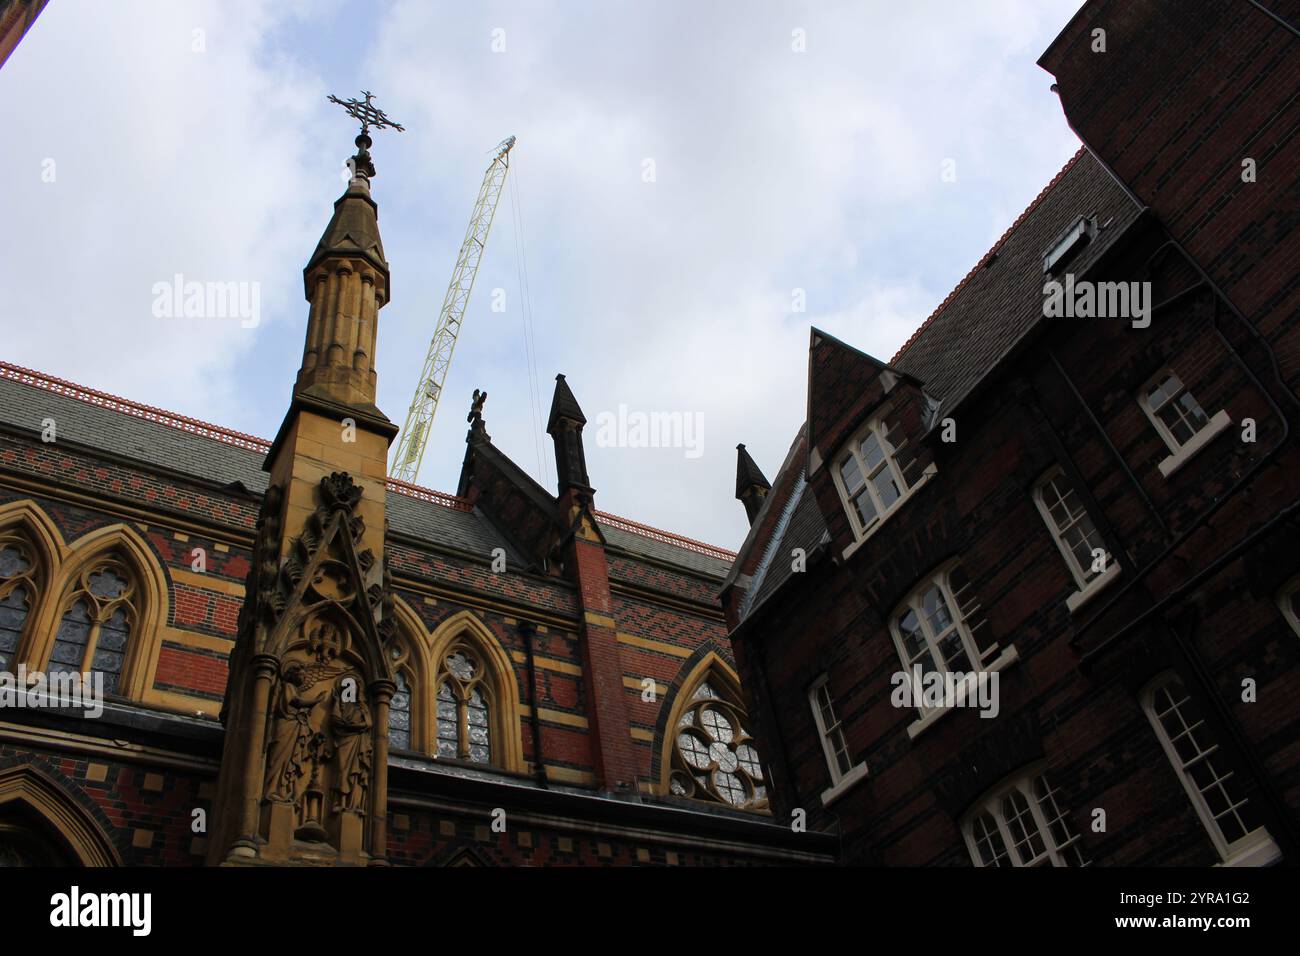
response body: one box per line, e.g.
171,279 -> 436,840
1068,281 -> 1298,855
1039,266 -> 1300,855
518,620 -> 549,787
1053,105 -> 1300,858
748,628 -> 801,827
1022,376 -> 1132,577
1070,280 -> 1295,652
1044,272 -> 1222,543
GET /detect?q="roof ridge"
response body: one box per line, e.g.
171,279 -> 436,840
0,360 -> 273,452
595,510 -> 736,561
384,477 -> 474,512
0,360 -> 475,512
889,145 -> 1086,365
1,360 -> 735,550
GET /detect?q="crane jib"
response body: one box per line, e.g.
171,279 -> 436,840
390,137 -> 516,484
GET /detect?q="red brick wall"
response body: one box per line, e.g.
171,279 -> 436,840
733,223 -> 1300,866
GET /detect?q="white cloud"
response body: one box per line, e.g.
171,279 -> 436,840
1,0 -> 328,417
1,0 -> 1084,551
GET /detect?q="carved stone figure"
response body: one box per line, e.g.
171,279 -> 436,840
263,662 -> 331,808
331,675 -> 373,814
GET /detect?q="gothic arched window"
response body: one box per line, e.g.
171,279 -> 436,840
48,559 -> 137,695
382,636 -> 417,753
435,645 -> 492,764
669,675 -> 766,810
0,534 -> 41,672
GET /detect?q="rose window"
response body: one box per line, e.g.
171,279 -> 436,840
669,680 -> 767,810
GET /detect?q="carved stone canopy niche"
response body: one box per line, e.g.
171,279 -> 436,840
212,472 -> 396,867
262,609 -> 376,850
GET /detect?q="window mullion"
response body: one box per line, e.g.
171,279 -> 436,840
84,617 -> 103,673
992,805 -> 1021,866
1024,781 -> 1063,866
918,598 -> 945,674
457,696 -> 470,759
946,580 -> 981,667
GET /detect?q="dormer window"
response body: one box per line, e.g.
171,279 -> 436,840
833,418 -> 909,539
1042,216 -> 1095,275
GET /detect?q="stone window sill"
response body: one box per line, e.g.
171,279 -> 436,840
819,762 -> 869,808
1217,828 -> 1282,868
1066,563 -> 1122,614
1158,409 -> 1231,478
905,645 -> 1020,741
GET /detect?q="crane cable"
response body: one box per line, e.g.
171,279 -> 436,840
508,159 -> 550,490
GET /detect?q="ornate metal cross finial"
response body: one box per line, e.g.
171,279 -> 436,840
327,90 -> 404,183
327,90 -> 406,137
467,388 -> 488,426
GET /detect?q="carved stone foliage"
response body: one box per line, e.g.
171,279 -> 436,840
232,483 -> 283,657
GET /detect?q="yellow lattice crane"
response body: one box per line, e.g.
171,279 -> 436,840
391,135 -> 516,483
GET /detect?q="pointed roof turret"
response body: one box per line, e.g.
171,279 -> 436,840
304,170 -> 388,293
546,373 -> 587,434
735,443 -> 771,498
547,374 -> 592,495
735,443 -> 772,525
293,92 -> 404,411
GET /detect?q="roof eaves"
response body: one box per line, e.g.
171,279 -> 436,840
737,472 -> 806,620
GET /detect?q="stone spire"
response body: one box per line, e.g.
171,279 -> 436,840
296,92 -> 403,413
295,138 -> 390,411
547,373 -> 592,494
735,443 -> 771,525
207,95 -> 404,868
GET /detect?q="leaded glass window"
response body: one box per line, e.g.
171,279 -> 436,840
669,678 -> 767,811
963,770 -> 1087,867
388,670 -> 412,751
0,535 -> 39,672
48,559 -> 136,695
434,643 -> 492,765
436,682 -> 459,758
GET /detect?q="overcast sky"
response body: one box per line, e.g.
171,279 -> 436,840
1,0 -> 1085,550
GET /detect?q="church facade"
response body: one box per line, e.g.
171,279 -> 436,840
0,123 -> 830,867
1,0 -> 1295,870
